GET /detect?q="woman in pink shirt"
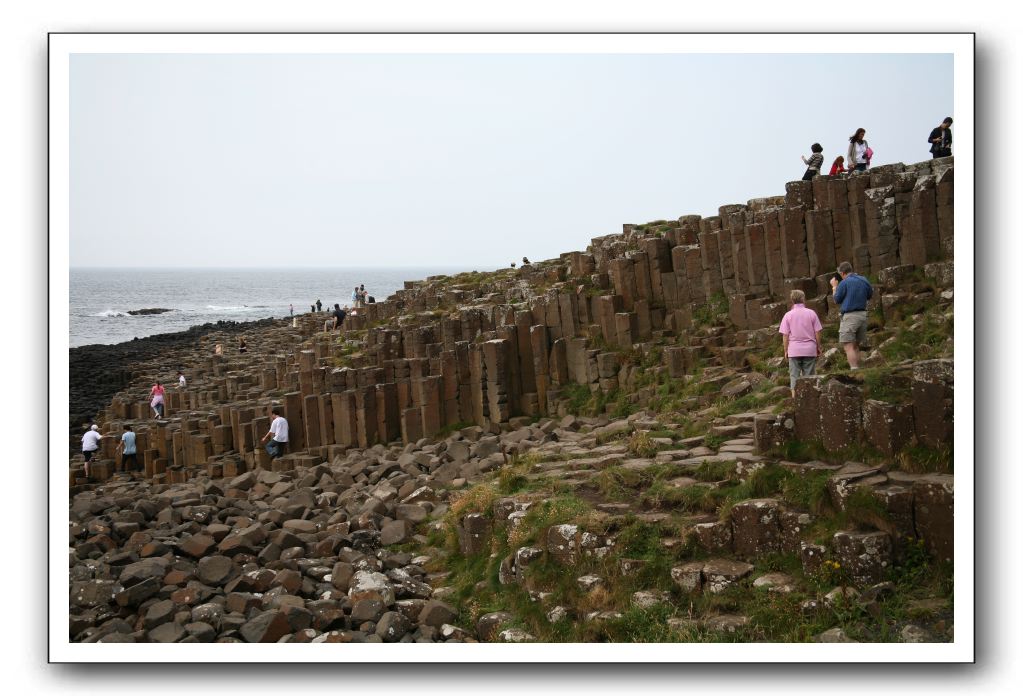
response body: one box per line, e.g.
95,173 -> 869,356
778,290 -> 823,397
149,381 -> 166,419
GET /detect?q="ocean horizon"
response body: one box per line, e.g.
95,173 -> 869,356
69,266 -> 478,347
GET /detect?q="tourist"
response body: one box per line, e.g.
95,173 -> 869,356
260,406 -> 289,461
81,425 -> 101,478
359,285 -> 367,305
352,286 -> 361,308
316,299 -> 322,313
177,370 -> 186,388
289,303 -> 294,317
928,117 -> 953,158
310,304 -> 315,313
522,256 -> 531,265
829,155 -> 846,176
846,128 -> 870,172
778,290 -> 823,398
329,303 -> 346,332
149,381 -> 165,419
116,424 -> 139,473
239,336 -> 247,354
830,261 -> 874,370
800,143 -> 824,181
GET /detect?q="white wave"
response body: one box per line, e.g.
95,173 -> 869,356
93,309 -> 127,317
205,304 -> 258,312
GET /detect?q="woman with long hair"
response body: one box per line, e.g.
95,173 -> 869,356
829,155 -> 846,176
846,128 -> 870,172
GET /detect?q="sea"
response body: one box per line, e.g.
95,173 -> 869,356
69,267 -> 474,348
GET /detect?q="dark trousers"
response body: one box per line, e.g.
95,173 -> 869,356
802,169 -> 817,181
265,439 -> 286,460
932,148 -> 951,159
121,453 -> 139,472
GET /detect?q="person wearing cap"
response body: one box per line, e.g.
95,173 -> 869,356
830,261 -> 874,370
81,425 -> 102,479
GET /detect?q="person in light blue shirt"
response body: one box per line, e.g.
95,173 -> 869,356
830,261 -> 874,370
117,424 -> 139,473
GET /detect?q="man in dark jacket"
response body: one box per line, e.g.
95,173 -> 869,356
928,117 -> 953,158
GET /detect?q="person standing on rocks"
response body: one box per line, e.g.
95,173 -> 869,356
830,261 -> 874,370
847,128 -> 870,172
928,117 -> 953,158
289,303 -> 294,317
149,381 -> 165,419
351,286 -> 361,308
116,425 -> 139,474
316,299 -> 322,313
81,425 -> 101,479
801,143 -> 824,181
178,370 -> 186,388
779,289 -> 823,397
260,407 -> 289,461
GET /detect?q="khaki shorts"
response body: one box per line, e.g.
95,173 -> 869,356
839,311 -> 868,345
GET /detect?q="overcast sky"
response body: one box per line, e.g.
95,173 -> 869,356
70,52 -> 953,269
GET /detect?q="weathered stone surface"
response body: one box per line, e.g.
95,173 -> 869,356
730,498 -> 782,557
196,555 -> 235,586
418,600 -> 458,628
693,520 -> 733,553
376,611 -> 412,642
913,474 -> 954,564
702,559 -> 753,593
456,513 -> 493,555
815,627 -> 858,643
476,611 -> 515,642
545,524 -> 580,565
833,531 -> 893,587
349,571 -> 396,606
670,561 -> 705,593
240,610 -> 292,643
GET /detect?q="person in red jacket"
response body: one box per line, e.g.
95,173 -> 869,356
829,156 -> 846,176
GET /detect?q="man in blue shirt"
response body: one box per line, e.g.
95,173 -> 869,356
830,261 -> 874,370
116,424 -> 139,473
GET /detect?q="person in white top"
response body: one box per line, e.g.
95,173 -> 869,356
846,127 -> 870,172
81,425 -> 102,478
260,406 -> 289,461
178,371 -> 186,388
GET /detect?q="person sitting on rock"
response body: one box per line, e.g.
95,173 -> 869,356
830,261 -> 874,370
779,289 -> 823,397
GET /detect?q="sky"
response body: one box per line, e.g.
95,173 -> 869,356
70,52 -> 953,269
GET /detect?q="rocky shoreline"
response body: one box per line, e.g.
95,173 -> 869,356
70,317 -> 281,444
68,156 -> 956,644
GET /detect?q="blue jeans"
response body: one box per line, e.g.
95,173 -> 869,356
265,439 -> 285,459
854,163 -> 867,172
